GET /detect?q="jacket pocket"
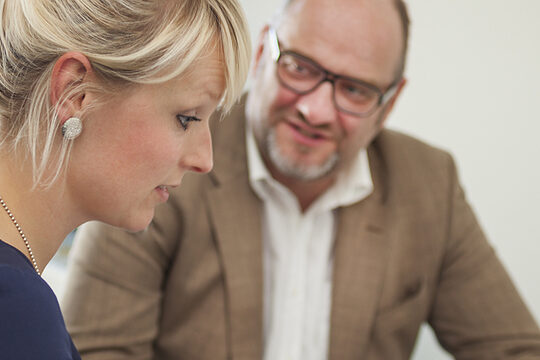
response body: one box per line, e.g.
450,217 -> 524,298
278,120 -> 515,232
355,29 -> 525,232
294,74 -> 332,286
373,279 -> 429,335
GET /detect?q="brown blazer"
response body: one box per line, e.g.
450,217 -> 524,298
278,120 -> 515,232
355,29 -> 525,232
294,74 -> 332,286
62,100 -> 540,360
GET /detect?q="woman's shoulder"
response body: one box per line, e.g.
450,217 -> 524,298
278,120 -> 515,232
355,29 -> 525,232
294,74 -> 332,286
0,243 -> 80,359
0,240 -> 47,298
0,240 -> 52,303
0,238 -> 35,271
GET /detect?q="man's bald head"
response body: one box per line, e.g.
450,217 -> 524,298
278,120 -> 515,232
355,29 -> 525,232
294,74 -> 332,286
274,0 -> 410,78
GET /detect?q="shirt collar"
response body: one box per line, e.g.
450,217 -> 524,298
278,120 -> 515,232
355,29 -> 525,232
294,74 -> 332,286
246,125 -> 272,185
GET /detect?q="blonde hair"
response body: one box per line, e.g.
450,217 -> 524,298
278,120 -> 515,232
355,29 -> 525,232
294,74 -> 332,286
0,0 -> 251,186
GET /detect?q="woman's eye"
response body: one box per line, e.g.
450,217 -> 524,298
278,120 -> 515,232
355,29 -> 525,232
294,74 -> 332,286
176,114 -> 201,131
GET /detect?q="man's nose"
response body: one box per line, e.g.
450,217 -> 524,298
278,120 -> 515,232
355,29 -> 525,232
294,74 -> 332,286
295,81 -> 338,127
180,123 -> 213,174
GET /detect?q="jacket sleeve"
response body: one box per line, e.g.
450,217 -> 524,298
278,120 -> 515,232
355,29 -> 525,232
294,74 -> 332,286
429,154 -> 540,359
61,199 -> 183,360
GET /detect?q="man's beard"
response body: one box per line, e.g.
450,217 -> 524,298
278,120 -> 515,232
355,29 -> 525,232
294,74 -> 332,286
265,129 -> 339,181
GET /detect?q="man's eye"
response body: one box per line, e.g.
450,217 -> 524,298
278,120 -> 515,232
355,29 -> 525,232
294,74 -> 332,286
176,114 -> 201,131
337,81 -> 375,104
289,62 -> 307,74
281,57 -> 317,78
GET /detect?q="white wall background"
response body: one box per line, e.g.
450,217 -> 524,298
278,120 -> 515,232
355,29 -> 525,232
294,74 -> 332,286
44,1 -> 539,359
235,0 -> 540,358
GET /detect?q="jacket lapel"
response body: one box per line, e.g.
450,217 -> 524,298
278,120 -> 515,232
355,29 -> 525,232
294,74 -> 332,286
204,98 -> 264,359
328,142 -> 391,360
206,180 -> 263,359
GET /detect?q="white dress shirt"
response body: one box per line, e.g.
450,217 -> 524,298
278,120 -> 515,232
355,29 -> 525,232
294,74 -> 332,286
246,128 -> 374,360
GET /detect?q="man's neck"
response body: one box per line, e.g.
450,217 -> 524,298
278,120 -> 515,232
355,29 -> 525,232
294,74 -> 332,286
268,166 -> 337,213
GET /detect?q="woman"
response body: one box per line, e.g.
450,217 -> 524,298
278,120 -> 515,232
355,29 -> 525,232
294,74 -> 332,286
0,0 -> 250,358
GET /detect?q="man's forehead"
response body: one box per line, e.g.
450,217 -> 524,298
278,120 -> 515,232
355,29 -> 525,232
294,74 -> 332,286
277,0 -> 403,84
281,0 -> 399,21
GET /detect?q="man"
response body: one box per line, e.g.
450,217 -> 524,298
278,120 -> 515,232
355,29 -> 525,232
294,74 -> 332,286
62,0 -> 540,359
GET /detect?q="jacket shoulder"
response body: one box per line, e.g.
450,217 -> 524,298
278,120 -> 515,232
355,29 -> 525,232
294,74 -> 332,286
373,129 -> 452,165
369,129 -> 458,203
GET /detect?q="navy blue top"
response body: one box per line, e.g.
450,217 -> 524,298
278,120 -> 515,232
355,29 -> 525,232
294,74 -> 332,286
0,239 -> 80,360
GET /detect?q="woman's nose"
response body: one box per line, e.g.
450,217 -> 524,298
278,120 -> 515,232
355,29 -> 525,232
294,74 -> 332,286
181,123 -> 213,174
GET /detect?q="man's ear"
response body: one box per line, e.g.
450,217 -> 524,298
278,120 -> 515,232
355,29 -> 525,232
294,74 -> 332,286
251,24 -> 270,76
378,77 -> 407,127
49,52 -> 94,124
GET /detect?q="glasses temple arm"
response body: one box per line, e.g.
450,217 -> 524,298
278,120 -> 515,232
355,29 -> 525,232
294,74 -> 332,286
381,80 -> 401,104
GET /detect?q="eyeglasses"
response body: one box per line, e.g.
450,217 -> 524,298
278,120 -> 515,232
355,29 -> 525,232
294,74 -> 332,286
268,27 -> 400,117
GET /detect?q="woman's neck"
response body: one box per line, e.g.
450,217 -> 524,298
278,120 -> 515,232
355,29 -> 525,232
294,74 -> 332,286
0,155 -> 80,271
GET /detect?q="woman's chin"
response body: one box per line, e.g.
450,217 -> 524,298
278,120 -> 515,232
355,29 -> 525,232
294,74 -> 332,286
113,210 -> 155,233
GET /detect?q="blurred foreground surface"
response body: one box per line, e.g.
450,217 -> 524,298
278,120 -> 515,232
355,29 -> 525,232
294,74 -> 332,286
43,232 -> 452,360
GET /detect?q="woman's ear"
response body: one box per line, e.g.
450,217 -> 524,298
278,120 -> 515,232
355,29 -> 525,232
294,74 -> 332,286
49,52 -> 94,124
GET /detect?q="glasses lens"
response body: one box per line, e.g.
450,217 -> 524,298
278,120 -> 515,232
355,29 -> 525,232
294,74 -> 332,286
334,78 -> 380,115
277,53 -> 324,93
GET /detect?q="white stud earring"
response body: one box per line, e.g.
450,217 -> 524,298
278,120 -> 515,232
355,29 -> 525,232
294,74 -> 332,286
61,117 -> 83,140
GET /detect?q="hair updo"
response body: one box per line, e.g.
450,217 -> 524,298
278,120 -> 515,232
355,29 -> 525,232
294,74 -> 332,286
0,0 -> 251,185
